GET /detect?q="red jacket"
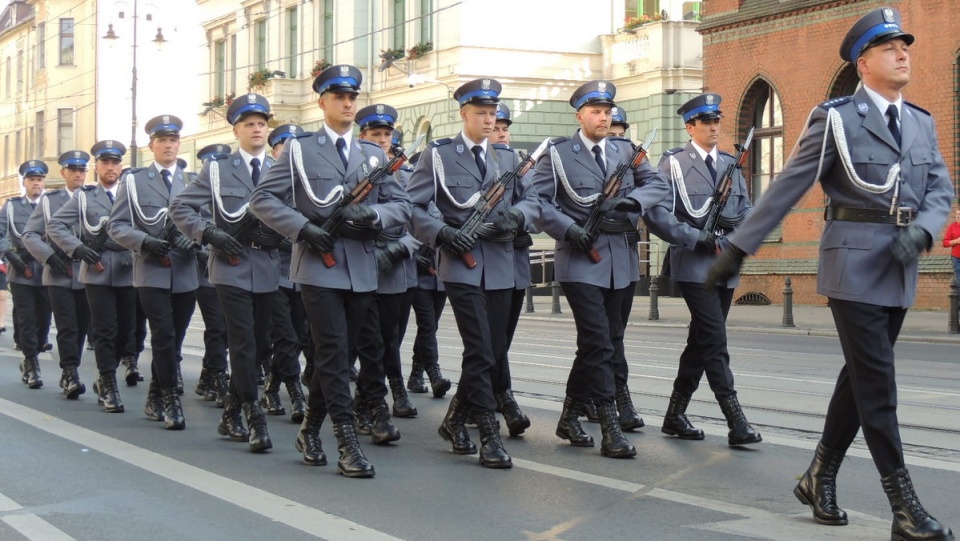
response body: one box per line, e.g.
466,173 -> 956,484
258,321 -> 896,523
942,221 -> 960,258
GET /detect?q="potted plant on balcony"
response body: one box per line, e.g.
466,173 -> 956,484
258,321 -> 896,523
622,12 -> 662,32
310,59 -> 332,78
248,68 -> 274,92
379,48 -> 406,63
407,41 -> 433,61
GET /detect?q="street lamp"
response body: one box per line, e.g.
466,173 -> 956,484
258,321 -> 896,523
102,2 -> 166,168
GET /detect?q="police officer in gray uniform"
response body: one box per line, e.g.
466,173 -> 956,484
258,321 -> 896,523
530,80 -> 670,459
250,64 -> 411,477
22,151 -> 91,400
1,160 -> 54,389
607,107 -> 629,139
108,114 -> 199,430
171,94 -> 279,453
408,78 -> 541,469
48,140 -> 135,412
708,8 -> 953,540
646,93 -> 761,446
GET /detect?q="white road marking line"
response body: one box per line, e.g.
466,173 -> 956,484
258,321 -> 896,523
0,398 -> 401,541
0,492 -> 75,541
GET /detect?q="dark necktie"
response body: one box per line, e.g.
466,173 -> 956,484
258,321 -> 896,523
705,154 -> 718,182
592,146 -> 606,177
107,191 -> 115,204
250,157 -> 261,186
886,104 -> 901,147
29,201 -> 36,211
335,138 -> 349,170
161,169 -> 172,193
471,145 -> 487,178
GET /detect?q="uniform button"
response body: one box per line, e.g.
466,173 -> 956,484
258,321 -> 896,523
841,239 -> 848,246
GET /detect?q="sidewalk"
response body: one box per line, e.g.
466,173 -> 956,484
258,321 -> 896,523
521,294 -> 960,344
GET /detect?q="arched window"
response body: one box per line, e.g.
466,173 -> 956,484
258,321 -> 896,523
829,63 -> 859,99
745,80 -> 784,201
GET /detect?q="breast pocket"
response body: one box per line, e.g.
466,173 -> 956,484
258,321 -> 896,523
309,176 -> 341,200
218,187 -> 249,213
905,147 -> 935,192
849,145 -> 897,188
442,172 -> 477,205
820,225 -> 874,294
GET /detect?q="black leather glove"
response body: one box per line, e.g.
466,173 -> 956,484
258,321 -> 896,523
415,244 -> 435,273
436,226 -> 475,255
141,235 -> 171,256
375,241 -> 408,273
278,237 -> 293,253
600,196 -> 641,214
202,226 -> 242,256
6,251 -> 27,274
565,223 -> 594,253
299,222 -> 334,253
341,204 -> 378,224
196,249 -> 209,267
695,228 -> 717,254
892,224 -> 932,265
705,243 -> 747,286
492,207 -> 524,232
74,245 -> 102,265
46,254 -> 69,275
173,233 -> 196,252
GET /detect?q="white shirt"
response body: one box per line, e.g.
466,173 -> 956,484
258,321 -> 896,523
690,140 -> 719,169
460,132 -> 488,162
102,184 -> 119,200
862,84 -> 903,129
237,147 -> 267,178
152,162 -> 178,182
323,123 -> 353,162
579,131 -> 607,164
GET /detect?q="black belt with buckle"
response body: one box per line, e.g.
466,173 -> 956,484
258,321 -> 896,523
824,207 -> 914,227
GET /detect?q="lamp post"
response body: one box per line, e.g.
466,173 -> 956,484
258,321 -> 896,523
103,2 -> 166,168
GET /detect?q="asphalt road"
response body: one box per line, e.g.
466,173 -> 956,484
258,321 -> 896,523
0,311 -> 958,540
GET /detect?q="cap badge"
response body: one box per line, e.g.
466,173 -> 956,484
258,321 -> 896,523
288,125 -> 296,133
705,94 -> 715,104
597,81 -> 607,94
162,115 -> 170,125
611,107 -> 619,115
74,151 -> 81,158
882,8 -> 894,23
339,65 -> 350,77
106,141 -> 114,148
376,104 -> 385,115
247,94 -> 257,104
481,79 -> 491,90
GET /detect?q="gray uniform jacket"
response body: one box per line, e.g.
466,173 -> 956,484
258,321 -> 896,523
646,142 -> 752,287
494,144 -> 537,291
22,189 -> 83,289
47,185 -> 133,287
170,152 -> 280,294
0,197 -> 45,286
249,133 -> 411,293
531,131 -> 670,289
407,134 -> 541,290
107,164 -> 199,294
727,88 -> 953,308
376,166 -> 419,294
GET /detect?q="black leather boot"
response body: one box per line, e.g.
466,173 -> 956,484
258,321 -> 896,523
211,371 -> 228,408
218,392 -> 248,442
425,364 -> 451,398
368,397 -> 401,444
255,363 -> 265,386
243,402 -> 273,452
120,355 -> 143,386
95,372 -> 125,413
284,377 -> 306,423
300,357 -> 314,386
260,372 -> 286,416
794,442 -> 847,525
615,383 -> 644,431
581,397 -> 600,423
407,360 -> 428,393
556,396 -> 595,447
333,420 -> 375,478
60,366 -> 86,399
598,401 -> 636,458
495,390 -> 531,437
195,368 -> 211,399
438,395 -> 477,454
353,390 -> 373,436
881,467 -> 954,541
661,391 -> 704,440
476,410 -> 513,469
161,387 -> 185,430
295,406 -> 327,465
144,379 -> 164,421
717,394 -> 762,446
21,355 -> 43,389
388,377 -> 418,418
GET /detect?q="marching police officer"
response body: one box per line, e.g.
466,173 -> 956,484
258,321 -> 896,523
171,94 -> 280,452
250,64 -> 411,477
645,93 -> 761,446
108,114 -> 199,430
408,78 -> 541,468
1,160 -> 54,389
22,151 -> 92,400
47,141 -> 135,412
530,80 -> 670,458
607,107 -> 629,138
708,7 -> 953,540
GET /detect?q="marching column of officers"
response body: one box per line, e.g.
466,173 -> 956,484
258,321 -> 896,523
0,7 -> 953,538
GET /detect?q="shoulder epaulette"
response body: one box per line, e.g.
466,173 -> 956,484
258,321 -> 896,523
719,150 -> 736,159
549,136 -> 570,146
123,167 -> 145,176
607,136 -> 632,145
81,185 -> 97,191
492,143 -> 513,152
818,96 -> 852,110
293,131 -> 314,139
47,188 -> 65,196
430,138 -> 453,147
358,139 -> 380,148
8,196 -> 23,202
663,147 -> 683,156
905,101 -> 931,116
399,164 -> 414,172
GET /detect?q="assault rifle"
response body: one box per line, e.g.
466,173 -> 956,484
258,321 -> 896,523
456,138 -> 549,269
157,218 -> 183,268
221,212 -> 258,267
582,128 -> 657,264
702,127 -> 754,238
82,229 -> 109,273
317,134 -> 425,268
49,242 -> 74,278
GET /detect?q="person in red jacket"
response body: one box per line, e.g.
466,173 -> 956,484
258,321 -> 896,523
942,208 -> 960,286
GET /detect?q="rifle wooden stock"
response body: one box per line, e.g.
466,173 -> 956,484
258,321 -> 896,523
94,262 -> 105,272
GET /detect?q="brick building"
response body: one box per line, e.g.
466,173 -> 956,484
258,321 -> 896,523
698,0 -> 958,309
